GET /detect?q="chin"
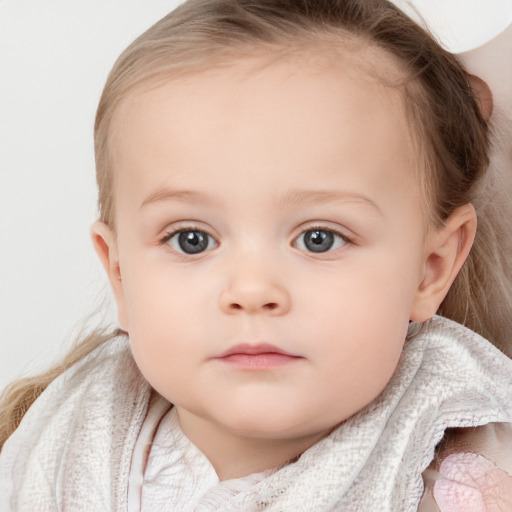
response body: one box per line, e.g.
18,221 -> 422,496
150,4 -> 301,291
215,406 -> 331,441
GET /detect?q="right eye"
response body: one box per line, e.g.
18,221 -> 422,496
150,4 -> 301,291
161,229 -> 218,255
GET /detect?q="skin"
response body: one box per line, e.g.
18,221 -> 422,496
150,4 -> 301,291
92,51 -> 476,480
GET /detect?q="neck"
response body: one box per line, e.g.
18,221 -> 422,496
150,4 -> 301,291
175,407 -> 329,481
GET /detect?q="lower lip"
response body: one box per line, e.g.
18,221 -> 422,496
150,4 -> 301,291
216,353 -> 302,369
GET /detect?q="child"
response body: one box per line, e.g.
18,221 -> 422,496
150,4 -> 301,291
1,0 -> 512,510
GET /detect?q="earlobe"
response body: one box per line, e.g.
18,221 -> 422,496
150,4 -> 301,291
90,221 -> 129,330
410,205 -> 477,322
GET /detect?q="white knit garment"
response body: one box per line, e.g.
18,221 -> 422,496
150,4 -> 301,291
1,316 -> 511,511
129,405 -> 281,511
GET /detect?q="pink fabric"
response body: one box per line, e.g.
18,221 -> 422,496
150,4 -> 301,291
418,424 -> 512,511
433,453 -> 512,511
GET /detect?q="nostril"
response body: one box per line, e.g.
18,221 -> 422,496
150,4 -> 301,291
229,302 -> 278,311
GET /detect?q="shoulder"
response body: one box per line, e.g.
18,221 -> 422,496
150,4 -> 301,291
413,316 -> 512,400
3,335 -> 136,435
411,318 -> 512,510
0,335 -> 152,511
438,423 -> 512,478
6,334 -> 149,439
419,423 -> 512,511
418,316 -> 509,360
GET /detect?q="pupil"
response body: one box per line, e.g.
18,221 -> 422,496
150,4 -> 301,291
305,230 -> 334,253
178,231 -> 208,254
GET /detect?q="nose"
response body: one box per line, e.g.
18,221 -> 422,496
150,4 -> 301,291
218,260 -> 291,316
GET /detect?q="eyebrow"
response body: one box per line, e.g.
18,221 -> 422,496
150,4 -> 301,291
140,189 -> 217,210
278,189 -> 382,214
139,187 -> 382,214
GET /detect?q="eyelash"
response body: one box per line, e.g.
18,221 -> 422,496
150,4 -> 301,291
295,224 -> 351,249
157,225 -> 217,260
158,224 -> 352,256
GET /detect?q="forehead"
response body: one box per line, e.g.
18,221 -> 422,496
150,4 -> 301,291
110,50 -> 420,218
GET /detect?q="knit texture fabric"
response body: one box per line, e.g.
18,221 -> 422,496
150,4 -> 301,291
1,316 -> 511,512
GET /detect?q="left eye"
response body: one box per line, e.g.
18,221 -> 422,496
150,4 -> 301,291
294,229 -> 347,253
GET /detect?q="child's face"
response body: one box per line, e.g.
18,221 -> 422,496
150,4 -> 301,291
105,54 -> 430,441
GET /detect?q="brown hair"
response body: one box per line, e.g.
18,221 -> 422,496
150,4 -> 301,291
2,0 -> 511,449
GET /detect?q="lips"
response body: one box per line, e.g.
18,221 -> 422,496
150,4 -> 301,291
216,343 -> 298,358
213,343 -> 303,370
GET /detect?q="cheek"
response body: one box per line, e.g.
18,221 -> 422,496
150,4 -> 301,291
119,260 -> 205,383
121,246 -> 203,328
305,264 -> 413,340
297,262 -> 413,408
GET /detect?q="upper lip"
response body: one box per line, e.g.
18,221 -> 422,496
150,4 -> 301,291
214,343 -> 301,358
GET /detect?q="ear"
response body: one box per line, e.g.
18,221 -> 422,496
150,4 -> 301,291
410,204 -> 477,322
468,74 -> 493,121
90,221 -> 129,330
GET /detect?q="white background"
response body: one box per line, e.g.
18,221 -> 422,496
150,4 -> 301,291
1,1 -> 511,390
0,1 -> 182,389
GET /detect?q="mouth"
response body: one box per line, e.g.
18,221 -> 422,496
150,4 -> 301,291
213,343 -> 304,370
